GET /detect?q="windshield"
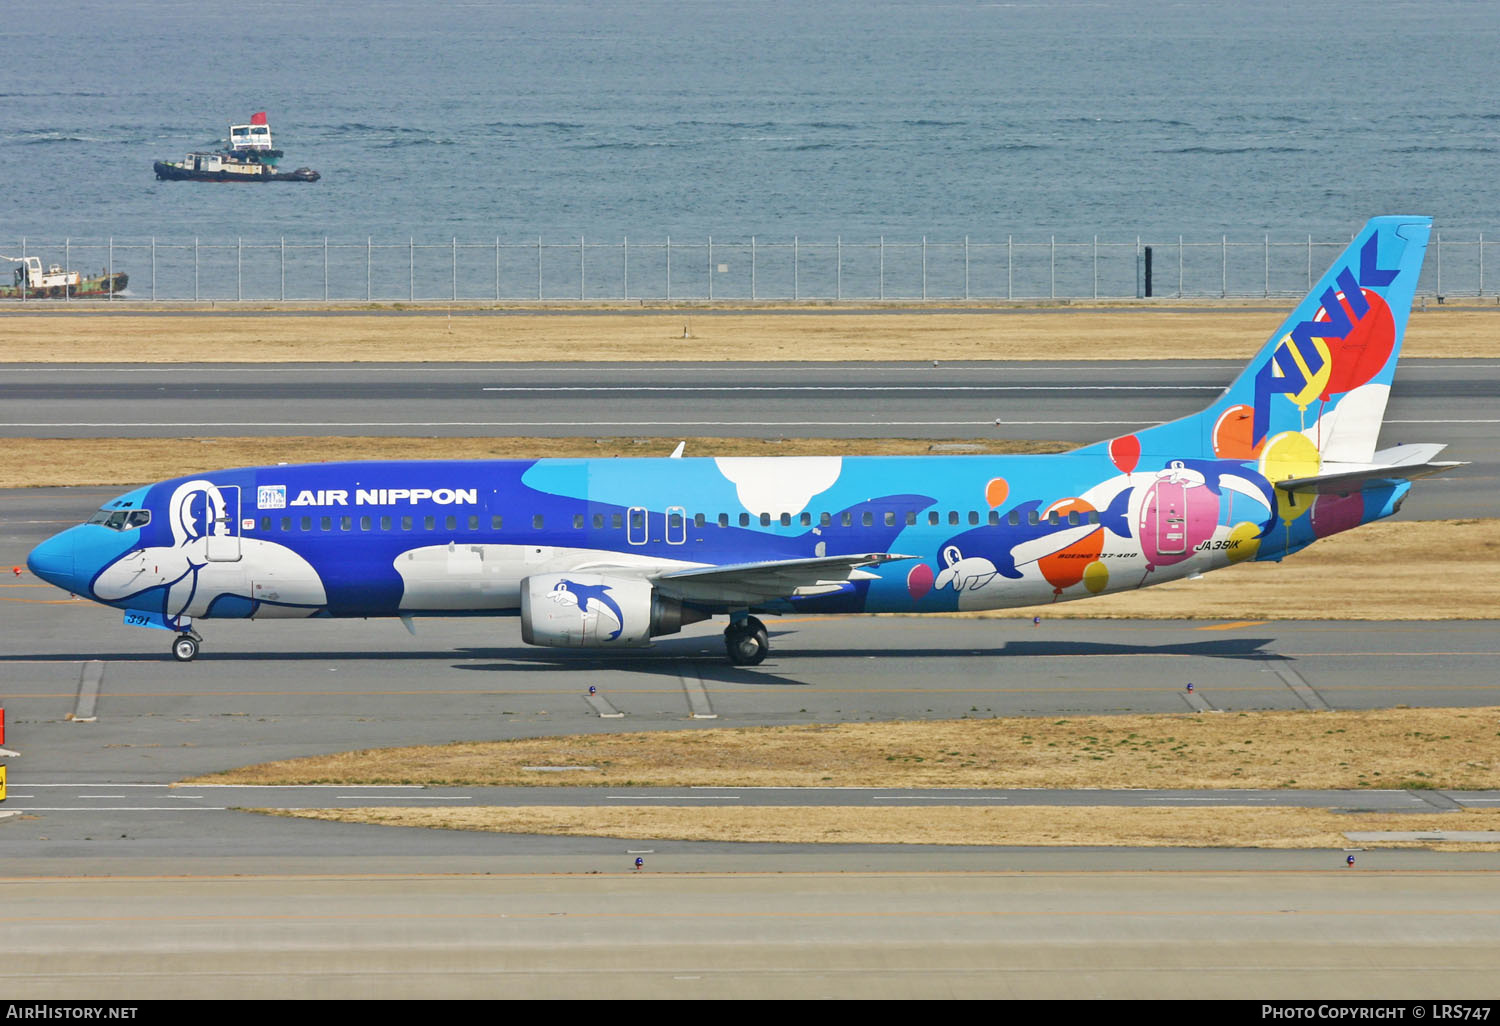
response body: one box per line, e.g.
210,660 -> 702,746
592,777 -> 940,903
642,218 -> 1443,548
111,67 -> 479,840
86,508 -> 151,531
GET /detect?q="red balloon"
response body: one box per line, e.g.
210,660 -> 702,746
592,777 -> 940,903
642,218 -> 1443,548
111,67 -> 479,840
1108,434 -> 1140,474
1316,288 -> 1396,399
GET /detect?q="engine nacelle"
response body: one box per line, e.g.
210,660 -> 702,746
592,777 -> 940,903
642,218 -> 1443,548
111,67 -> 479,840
519,573 -> 707,648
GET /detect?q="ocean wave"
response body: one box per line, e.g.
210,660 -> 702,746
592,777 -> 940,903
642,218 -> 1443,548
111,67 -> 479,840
485,120 -> 586,131
1158,145 -> 1307,155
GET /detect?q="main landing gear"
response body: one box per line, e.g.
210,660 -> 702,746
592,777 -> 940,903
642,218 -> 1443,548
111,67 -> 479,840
724,615 -> 769,666
171,631 -> 202,662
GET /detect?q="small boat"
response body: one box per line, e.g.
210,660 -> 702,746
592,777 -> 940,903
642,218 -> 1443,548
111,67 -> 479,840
1,255 -> 127,299
154,112 -> 319,183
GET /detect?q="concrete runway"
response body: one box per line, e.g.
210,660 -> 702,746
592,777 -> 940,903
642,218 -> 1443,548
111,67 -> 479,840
2,361 -> 1497,998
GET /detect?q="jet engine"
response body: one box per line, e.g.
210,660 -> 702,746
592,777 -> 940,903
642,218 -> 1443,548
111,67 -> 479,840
519,572 -> 707,648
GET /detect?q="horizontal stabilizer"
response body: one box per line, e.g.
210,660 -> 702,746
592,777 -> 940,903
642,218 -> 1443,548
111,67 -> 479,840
1279,444 -> 1466,495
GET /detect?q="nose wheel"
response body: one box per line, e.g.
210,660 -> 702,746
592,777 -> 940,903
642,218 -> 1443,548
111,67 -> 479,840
172,633 -> 201,662
724,616 -> 768,665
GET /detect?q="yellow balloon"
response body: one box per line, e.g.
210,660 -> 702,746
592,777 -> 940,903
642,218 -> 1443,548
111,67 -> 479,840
1082,560 -> 1109,594
1225,521 -> 1262,564
1272,333 -> 1333,411
1259,431 -> 1321,522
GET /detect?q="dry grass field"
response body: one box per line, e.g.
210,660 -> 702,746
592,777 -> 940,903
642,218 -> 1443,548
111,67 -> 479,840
265,804 -> 1500,850
1,304 -> 1496,363
196,705 -> 1500,792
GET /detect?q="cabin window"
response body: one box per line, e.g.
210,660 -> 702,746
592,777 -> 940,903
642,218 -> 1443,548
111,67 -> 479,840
718,513 -> 729,527
340,517 -> 353,531
906,512 -> 917,526
988,511 -> 1000,525
969,511 -> 979,525
881,512 -> 892,526
281,517 -> 292,531
779,513 -> 790,527
532,514 -> 544,529
401,516 -> 412,531
260,517 -> 272,532
300,517 -> 312,531
760,513 -> 771,527
1089,511 -> 1100,524
948,511 -> 958,526
1008,511 -> 1019,526
694,513 -> 706,528
573,514 -> 584,529
320,517 -> 332,531
841,512 -> 852,527
1027,511 -> 1039,526
1067,511 -> 1080,526
1047,512 -> 1060,526
629,510 -> 643,532
380,516 -> 392,530
862,512 -> 874,527
359,516 -> 371,531
611,513 -> 622,530
928,511 -> 940,526
468,515 -> 479,530
670,511 -> 685,531
444,516 -> 457,530
819,512 -> 831,527
424,516 -> 436,530
738,513 -> 749,527
491,515 -> 503,529
594,514 -> 605,529
796,512 -> 808,527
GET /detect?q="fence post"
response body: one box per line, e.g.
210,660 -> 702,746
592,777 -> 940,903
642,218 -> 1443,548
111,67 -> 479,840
108,237 -> 113,300
537,237 -> 542,300
1092,235 -> 1097,300
1264,234 -> 1269,297
281,237 -> 286,301
708,235 -> 713,301
496,237 -> 501,301
19,237 -> 25,302
922,237 -> 928,301
1221,235 -> 1226,298
622,236 -> 628,300
1007,235 -> 1013,301
194,237 -> 199,302
1178,236 -> 1183,297
879,236 -> 884,301
64,238 -> 70,304
794,236 -> 799,301
452,237 -> 457,301
409,238 -> 414,302
1049,235 -> 1055,299
151,237 -> 156,302
367,238 -> 372,302
324,237 -> 329,302
237,237 -> 242,301
579,235 -> 585,301
1435,231 -> 1442,296
751,236 -> 756,300
836,237 -> 841,300
666,235 -> 671,302
1480,232 -> 1485,296
965,236 -> 970,300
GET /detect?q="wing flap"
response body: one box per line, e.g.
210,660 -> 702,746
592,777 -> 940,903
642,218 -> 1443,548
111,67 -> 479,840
655,552 -> 916,604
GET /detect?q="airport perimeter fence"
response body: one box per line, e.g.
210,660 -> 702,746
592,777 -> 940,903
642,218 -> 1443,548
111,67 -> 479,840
2,232 -> 1494,304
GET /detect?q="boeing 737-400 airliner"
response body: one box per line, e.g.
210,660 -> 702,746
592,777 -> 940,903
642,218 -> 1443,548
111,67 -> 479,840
27,217 -> 1461,664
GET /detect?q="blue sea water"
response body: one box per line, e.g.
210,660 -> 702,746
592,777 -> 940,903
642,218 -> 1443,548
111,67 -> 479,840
3,1 -> 1498,253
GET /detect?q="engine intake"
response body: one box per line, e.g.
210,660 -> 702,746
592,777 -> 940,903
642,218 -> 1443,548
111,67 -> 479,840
519,573 -> 707,648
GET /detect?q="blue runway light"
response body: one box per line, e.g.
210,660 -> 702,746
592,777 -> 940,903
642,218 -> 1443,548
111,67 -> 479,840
634,857 -> 644,870
589,685 -> 597,695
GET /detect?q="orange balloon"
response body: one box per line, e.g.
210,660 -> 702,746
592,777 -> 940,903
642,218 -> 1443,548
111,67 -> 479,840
1038,498 -> 1103,593
1212,404 -> 1263,460
985,477 -> 1009,508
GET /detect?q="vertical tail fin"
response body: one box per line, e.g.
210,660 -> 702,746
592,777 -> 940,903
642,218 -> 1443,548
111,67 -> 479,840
1086,216 -> 1432,467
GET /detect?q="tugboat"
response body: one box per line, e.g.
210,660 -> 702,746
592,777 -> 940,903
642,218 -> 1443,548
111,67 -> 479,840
154,112 -> 320,183
1,255 -> 127,299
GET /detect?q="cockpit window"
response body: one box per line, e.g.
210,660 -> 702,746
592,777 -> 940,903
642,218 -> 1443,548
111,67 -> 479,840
86,507 -> 151,531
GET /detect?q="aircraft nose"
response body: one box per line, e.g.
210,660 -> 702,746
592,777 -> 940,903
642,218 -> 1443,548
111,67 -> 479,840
27,532 -> 78,593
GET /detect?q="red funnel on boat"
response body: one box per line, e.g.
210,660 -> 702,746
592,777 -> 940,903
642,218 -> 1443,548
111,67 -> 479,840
250,111 -> 268,125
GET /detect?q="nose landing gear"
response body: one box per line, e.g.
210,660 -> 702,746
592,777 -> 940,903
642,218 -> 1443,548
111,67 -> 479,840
724,615 -> 768,665
172,631 -> 202,662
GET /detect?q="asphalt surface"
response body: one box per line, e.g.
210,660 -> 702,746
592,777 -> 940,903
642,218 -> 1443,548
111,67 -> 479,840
2,360 -> 1497,998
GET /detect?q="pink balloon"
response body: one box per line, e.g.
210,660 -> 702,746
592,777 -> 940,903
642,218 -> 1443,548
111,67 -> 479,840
907,562 -> 934,601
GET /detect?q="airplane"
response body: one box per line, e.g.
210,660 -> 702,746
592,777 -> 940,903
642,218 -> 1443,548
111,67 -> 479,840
26,216 -> 1462,665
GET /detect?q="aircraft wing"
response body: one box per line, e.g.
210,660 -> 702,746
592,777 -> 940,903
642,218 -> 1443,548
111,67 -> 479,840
1278,443 -> 1467,495
652,552 -> 917,605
